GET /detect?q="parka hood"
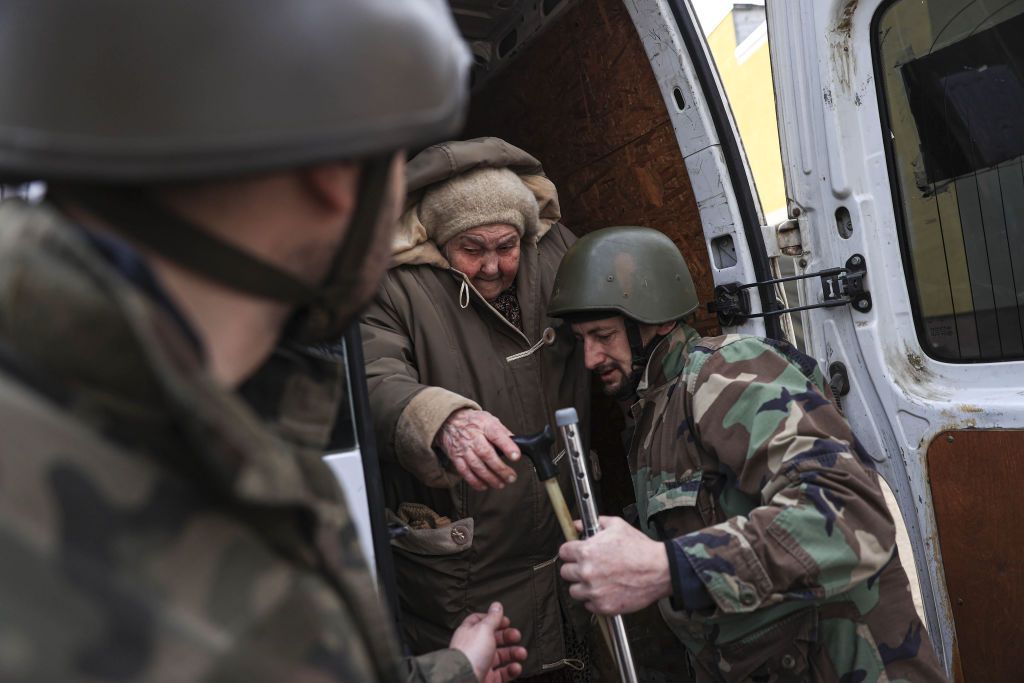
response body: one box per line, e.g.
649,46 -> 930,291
392,137 -> 561,269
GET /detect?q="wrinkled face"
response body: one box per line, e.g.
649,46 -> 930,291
446,224 -> 521,301
571,317 -> 635,398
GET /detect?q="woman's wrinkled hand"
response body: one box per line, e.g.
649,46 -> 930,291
435,408 -> 520,491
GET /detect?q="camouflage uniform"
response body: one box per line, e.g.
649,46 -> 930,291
628,324 -> 946,682
0,199 -> 475,682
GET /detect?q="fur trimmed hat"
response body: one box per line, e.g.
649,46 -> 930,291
419,166 -> 540,247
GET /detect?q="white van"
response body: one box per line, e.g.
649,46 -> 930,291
333,1 -> 1022,680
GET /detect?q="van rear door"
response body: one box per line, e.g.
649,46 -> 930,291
620,0 -> 787,342
768,1 -> 1024,679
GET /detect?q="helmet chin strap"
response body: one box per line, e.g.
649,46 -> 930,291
54,154 -> 393,345
624,319 -> 648,369
283,154 -> 392,344
621,318 -> 668,397
55,184 -> 318,303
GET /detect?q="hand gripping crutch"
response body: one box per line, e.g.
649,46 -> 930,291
511,424 -> 637,683
556,408 -> 639,683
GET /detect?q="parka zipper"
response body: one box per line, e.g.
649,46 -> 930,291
447,269 -> 534,525
448,262 -> 563,554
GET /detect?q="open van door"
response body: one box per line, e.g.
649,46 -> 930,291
763,1 -> 1024,679
323,328 -> 402,626
619,1 -> 788,344
622,0 -> 1021,678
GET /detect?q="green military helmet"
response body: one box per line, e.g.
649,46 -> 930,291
548,226 -> 699,324
0,0 -> 471,344
0,0 -> 469,182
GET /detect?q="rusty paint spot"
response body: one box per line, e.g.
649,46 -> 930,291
959,404 -> 984,414
831,0 -> 860,92
907,351 -> 927,373
886,344 -> 951,399
836,0 -> 859,36
939,408 -> 978,431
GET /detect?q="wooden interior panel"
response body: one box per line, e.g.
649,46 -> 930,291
928,430 -> 1024,683
463,0 -> 717,337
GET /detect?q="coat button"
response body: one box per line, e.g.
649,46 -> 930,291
739,591 -> 756,607
450,525 -> 469,545
781,654 -> 796,670
542,327 -> 556,345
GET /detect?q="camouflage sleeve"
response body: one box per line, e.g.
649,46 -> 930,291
0,493 -> 428,683
671,337 -> 896,614
407,649 -> 476,683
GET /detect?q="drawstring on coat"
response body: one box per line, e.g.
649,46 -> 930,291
453,271 -> 554,363
505,327 -> 556,363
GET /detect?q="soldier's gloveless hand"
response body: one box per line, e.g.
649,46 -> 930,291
436,408 -> 521,491
449,602 -> 528,682
559,516 -> 673,615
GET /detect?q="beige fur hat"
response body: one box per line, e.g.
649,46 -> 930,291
418,167 -> 540,247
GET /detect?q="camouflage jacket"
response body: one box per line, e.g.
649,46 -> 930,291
0,199 -> 474,683
627,324 -> 945,682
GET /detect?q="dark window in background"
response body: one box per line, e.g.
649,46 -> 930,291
901,12 -> 1024,184
876,0 -> 1024,362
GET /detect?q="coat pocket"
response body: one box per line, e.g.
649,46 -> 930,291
645,471 -> 703,521
389,508 -> 474,651
642,470 -> 709,537
706,607 -> 819,683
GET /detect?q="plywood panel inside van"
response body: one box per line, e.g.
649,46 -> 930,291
928,429 -> 1024,683
463,0 -> 716,334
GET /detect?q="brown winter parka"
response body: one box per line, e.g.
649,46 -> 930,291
360,138 -> 590,675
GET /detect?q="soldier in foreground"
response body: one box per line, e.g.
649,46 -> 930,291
0,2 -> 525,682
548,228 -> 945,681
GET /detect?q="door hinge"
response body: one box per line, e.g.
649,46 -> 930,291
774,218 -> 803,256
707,254 -> 871,327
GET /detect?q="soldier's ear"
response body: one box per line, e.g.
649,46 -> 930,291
301,162 -> 360,215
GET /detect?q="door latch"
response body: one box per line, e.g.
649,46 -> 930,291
707,254 -> 871,327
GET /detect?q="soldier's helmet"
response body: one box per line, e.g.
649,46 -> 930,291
0,0 -> 469,182
0,1 -> 471,343
548,226 -> 699,324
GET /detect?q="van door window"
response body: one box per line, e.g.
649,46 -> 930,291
875,0 -> 1024,361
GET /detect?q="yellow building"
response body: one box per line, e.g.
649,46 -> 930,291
702,1 -> 787,226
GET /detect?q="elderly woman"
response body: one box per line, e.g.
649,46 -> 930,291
361,138 -> 590,679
